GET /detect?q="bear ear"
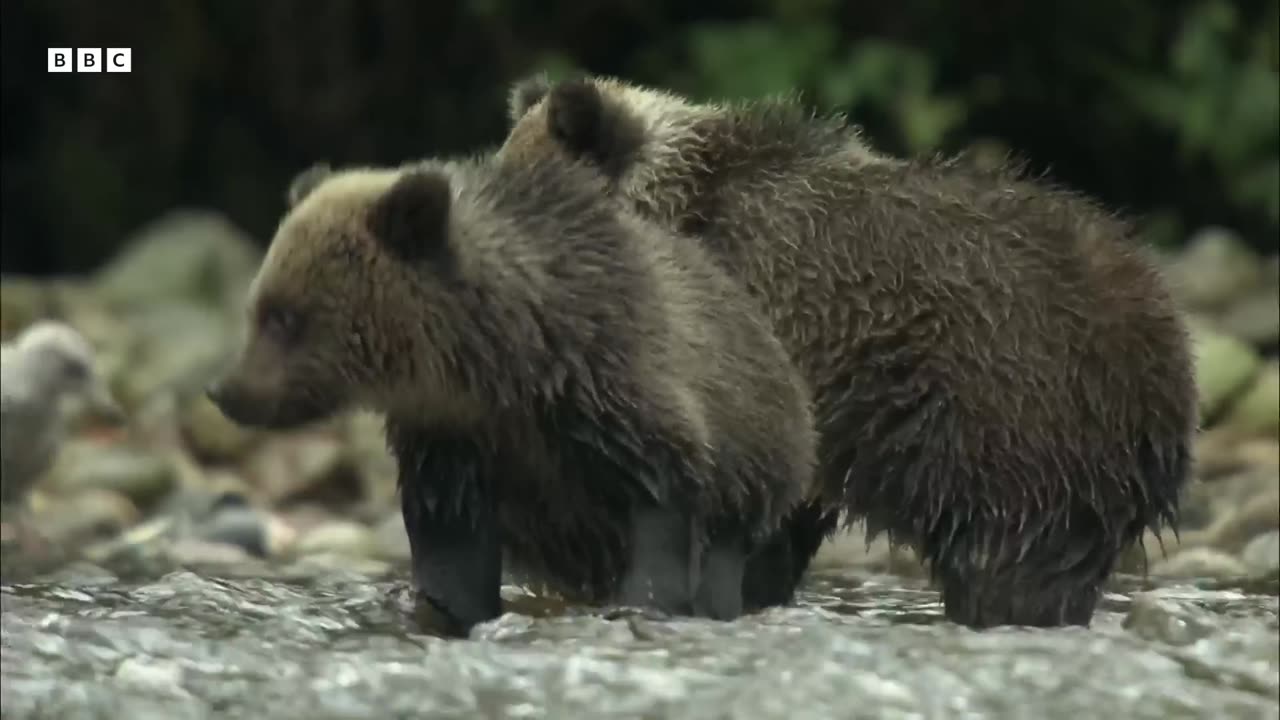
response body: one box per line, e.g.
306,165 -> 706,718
367,169 -> 452,263
286,163 -> 333,208
544,79 -> 644,180
508,74 -> 551,127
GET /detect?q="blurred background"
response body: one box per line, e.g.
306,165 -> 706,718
3,0 -> 1278,275
0,1 -> 1276,586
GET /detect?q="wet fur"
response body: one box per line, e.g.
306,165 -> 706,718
500,75 -> 1198,627
214,151 -> 816,634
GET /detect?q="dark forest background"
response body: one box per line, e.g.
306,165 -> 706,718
2,0 -> 1277,276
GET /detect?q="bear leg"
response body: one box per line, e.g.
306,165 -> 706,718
401,488 -> 503,637
930,513 -> 1120,628
939,566 -> 1105,628
617,504 -> 698,616
694,531 -> 747,620
741,530 -> 796,611
742,500 -> 840,609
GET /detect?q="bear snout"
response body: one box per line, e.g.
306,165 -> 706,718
205,376 -> 264,427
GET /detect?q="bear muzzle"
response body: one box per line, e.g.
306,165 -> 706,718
205,376 -> 263,427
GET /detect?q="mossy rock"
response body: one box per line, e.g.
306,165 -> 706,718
1190,323 -> 1262,418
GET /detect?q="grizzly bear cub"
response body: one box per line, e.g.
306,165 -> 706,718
499,75 -> 1198,628
205,151 -> 817,635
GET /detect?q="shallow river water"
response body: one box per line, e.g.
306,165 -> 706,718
1,565 -> 1277,720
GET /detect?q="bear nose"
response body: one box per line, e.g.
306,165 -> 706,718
205,379 -> 228,408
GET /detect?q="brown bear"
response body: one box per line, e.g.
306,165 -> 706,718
499,74 -> 1199,628
205,151 -> 818,635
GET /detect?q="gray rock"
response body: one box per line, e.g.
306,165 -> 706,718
165,538 -> 257,569
1241,530 -> 1280,576
1218,287 -> 1280,348
343,411 -> 399,511
33,488 -> 141,548
242,431 -> 355,506
1222,362 -> 1280,438
1150,547 -> 1249,579
44,441 -> 177,507
281,552 -> 391,580
94,209 -> 262,312
1189,323 -> 1262,418
1192,429 -> 1280,481
32,560 -> 119,587
372,511 -> 411,562
293,520 -> 377,559
113,657 -> 190,697
1202,490 -> 1280,553
115,303 -> 234,408
1169,227 -> 1263,311
192,505 -> 270,558
1122,593 -> 1218,646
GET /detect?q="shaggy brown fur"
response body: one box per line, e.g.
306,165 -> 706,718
499,75 -> 1199,628
206,151 -> 817,635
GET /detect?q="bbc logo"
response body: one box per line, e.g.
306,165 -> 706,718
48,48 -> 131,73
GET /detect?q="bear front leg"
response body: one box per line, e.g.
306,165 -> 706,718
617,504 -> 699,617
693,529 -> 747,620
393,430 -> 503,638
929,508 -> 1117,628
401,487 -> 502,637
740,529 -> 797,611
742,500 -> 840,610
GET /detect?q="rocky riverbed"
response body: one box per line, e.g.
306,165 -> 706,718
1,212 -> 1277,719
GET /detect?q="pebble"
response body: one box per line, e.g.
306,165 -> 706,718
34,488 -> 141,547
1189,324 -> 1262,417
1240,530 -> 1280,576
192,505 -> 270,557
343,411 -> 399,510
1223,362 -> 1280,438
113,657 -> 190,697
242,432 -> 354,505
372,511 -> 411,562
1122,593 -> 1219,646
1170,227 -> 1263,311
1150,547 -> 1250,579
114,303 -> 233,407
44,441 -> 176,507
294,520 -> 377,559
281,552 -> 391,580
1218,287 -> 1280,348
1202,490 -> 1280,553
93,209 -> 262,312
166,538 -> 256,568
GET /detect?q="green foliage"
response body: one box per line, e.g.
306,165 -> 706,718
816,42 -> 968,155
2,0 -> 1276,274
1115,0 -> 1280,226
657,0 -> 1277,246
673,24 -> 966,155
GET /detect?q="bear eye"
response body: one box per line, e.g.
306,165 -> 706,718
260,304 -> 304,345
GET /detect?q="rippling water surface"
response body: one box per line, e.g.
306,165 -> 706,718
2,566 -> 1277,720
